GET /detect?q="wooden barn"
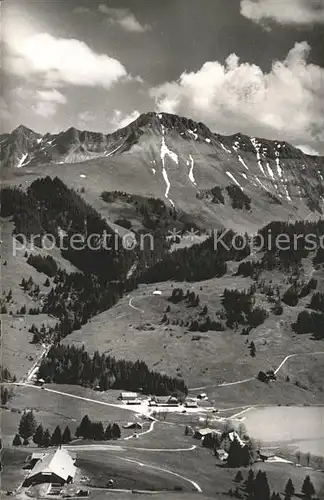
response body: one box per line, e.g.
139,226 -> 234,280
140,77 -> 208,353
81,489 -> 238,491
23,448 -> 76,487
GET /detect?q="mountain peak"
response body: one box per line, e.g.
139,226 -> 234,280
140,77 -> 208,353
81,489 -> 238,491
12,124 -> 38,137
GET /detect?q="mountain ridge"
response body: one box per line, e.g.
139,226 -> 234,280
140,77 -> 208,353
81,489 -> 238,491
2,111 -> 322,172
2,111 -> 324,234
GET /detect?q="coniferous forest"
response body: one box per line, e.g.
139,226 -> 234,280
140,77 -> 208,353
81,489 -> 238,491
38,345 -> 188,396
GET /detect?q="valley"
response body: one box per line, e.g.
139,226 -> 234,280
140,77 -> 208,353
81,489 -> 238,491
1,112 -> 324,500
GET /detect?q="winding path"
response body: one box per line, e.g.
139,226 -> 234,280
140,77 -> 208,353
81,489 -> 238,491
128,297 -> 145,314
190,351 -> 324,392
120,457 -> 202,493
274,351 -> 324,375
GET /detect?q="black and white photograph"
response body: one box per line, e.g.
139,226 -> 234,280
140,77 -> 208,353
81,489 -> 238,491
0,0 -> 324,499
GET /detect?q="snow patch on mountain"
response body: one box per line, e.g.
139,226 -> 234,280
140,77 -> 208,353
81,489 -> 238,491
160,125 -> 176,206
238,155 -> 249,171
106,143 -> 124,157
283,185 -> 291,201
188,154 -> 197,186
275,152 -> 283,178
266,163 -> 275,180
17,153 -> 29,168
226,171 -> 242,189
255,176 -> 269,191
187,129 -> 198,140
251,138 -> 266,177
221,143 -> 232,154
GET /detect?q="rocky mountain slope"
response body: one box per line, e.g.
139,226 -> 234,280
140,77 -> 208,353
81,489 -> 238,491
2,112 -> 324,233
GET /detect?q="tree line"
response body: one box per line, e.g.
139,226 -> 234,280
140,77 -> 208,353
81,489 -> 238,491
37,344 -> 188,396
222,288 -> 268,329
163,288 -> 225,332
13,411 -> 121,447
140,230 -> 250,283
230,469 -> 317,500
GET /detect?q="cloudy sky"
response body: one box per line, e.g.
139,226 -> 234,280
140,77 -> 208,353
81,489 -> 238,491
2,0 -> 324,153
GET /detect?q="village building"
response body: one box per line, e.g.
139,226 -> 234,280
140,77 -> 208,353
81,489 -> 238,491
22,448 -> 76,487
122,422 -> 143,430
25,452 -> 46,469
118,391 -> 138,401
194,428 -> 214,440
197,393 -> 208,400
155,395 -> 179,406
185,399 -> 198,408
257,449 -> 276,462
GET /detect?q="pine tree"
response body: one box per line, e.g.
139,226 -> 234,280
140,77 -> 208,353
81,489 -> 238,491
19,411 -> 37,444
90,421 -> 105,441
33,424 -> 44,447
104,424 -> 112,440
227,438 -> 251,467
301,476 -> 315,499
234,471 -> 243,483
62,426 -> 72,444
42,429 -> 51,447
1,386 -> 9,405
76,415 -> 92,439
112,423 -> 121,439
51,425 -> 62,446
245,469 -> 254,496
253,471 -> 270,500
284,478 -> 295,499
12,433 -> 22,446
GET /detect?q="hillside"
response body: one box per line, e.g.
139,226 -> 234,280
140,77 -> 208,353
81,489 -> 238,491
1,112 -> 324,391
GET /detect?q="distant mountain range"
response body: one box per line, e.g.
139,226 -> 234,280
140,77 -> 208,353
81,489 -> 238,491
2,112 -> 324,232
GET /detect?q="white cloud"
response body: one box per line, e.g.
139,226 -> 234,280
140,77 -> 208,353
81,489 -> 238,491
0,97 -> 10,120
78,110 -> 96,123
10,86 -> 67,118
37,89 -> 67,104
150,42 -> 324,150
297,145 -> 320,156
98,5 -> 150,32
5,33 -> 128,89
241,0 -> 324,26
111,110 -> 140,130
33,101 -> 59,118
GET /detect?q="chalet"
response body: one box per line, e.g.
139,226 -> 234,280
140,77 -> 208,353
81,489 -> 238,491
194,428 -> 214,440
257,449 -> 276,462
22,448 -> 76,487
197,393 -> 208,400
118,392 -> 138,401
215,449 -> 228,462
122,422 -> 143,430
185,400 -> 198,408
156,396 -> 179,406
25,452 -> 46,469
